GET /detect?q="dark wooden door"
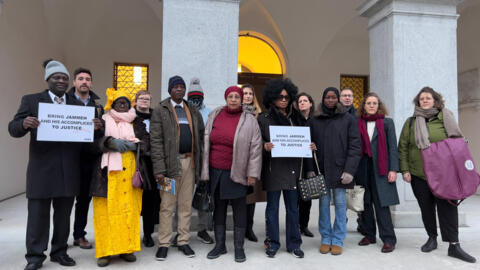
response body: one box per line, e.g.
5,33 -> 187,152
238,72 -> 283,110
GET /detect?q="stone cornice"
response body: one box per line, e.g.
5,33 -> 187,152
358,0 -> 461,29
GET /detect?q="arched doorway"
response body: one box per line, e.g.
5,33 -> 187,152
238,32 -> 285,107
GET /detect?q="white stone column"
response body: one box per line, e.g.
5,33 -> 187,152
161,0 -> 240,108
359,0 -> 465,227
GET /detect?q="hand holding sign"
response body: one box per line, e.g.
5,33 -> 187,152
37,103 -> 95,142
269,126 -> 312,158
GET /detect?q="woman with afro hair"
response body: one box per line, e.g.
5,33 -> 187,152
258,78 -> 305,259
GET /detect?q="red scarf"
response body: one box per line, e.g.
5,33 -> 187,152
358,114 -> 388,176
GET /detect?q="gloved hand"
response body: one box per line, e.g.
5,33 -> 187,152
108,138 -> 131,153
125,141 -> 137,151
341,172 -> 353,185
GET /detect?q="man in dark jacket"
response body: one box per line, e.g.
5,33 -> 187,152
150,75 -> 205,261
340,88 -> 357,116
8,60 -> 95,270
67,68 -> 104,250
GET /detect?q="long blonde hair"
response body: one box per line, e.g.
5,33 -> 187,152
242,84 -> 262,117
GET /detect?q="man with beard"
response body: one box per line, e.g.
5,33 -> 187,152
8,60 -> 100,270
67,68 -> 104,250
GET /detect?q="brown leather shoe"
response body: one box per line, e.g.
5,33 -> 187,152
331,245 -> 342,255
358,236 -> 376,246
73,237 -> 93,249
381,243 -> 395,253
319,244 -> 331,254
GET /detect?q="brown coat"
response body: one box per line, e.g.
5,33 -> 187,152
200,106 -> 263,186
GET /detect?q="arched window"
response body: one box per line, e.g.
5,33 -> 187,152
238,33 -> 284,75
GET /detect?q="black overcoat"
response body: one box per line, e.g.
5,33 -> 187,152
307,103 -> 361,189
258,107 -> 301,192
355,117 -> 400,207
8,90 -> 84,199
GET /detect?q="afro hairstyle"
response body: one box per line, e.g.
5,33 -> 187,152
262,78 -> 298,109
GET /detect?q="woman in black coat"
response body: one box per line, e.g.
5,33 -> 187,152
308,87 -> 361,256
294,92 -> 315,238
132,90 -> 160,248
258,78 -> 304,259
355,92 -> 399,253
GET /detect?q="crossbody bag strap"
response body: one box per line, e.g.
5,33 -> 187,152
313,150 -> 321,176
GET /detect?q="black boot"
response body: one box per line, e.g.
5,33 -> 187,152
207,225 -> 227,259
448,243 -> 476,263
245,204 -> 258,242
421,236 -> 437,252
234,227 -> 246,263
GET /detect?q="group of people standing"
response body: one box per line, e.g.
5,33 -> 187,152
9,59 -> 476,270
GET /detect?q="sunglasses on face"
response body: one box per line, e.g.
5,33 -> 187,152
276,95 -> 290,101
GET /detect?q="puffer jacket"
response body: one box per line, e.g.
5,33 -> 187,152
200,106 -> 262,185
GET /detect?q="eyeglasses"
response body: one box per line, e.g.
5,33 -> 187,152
137,97 -> 151,101
276,95 -> 290,101
341,94 -> 353,98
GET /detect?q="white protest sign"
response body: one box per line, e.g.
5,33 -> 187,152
269,125 -> 312,158
37,103 -> 95,142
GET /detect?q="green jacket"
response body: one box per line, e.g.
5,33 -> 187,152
150,98 -> 204,181
398,111 -> 447,180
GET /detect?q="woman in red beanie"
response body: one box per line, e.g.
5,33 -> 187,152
200,86 -> 263,263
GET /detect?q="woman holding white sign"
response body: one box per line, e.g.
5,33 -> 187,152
258,78 -> 304,259
90,88 -> 143,267
308,87 -> 361,256
200,86 -> 262,262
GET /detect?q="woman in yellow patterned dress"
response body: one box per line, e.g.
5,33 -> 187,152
91,89 -> 143,267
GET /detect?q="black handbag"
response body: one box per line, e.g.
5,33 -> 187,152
192,181 -> 213,212
297,152 -> 328,201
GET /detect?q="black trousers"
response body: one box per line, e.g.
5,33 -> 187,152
26,197 -> 74,264
411,175 -> 459,242
214,187 -> 247,228
298,198 -> 312,229
362,159 -> 396,244
142,189 -> 160,236
73,161 -> 95,240
246,203 -> 255,229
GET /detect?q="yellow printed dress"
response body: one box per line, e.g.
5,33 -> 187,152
93,150 -> 143,258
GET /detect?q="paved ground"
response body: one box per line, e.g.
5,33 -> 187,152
1,194 -> 479,270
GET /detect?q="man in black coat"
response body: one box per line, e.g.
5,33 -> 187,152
67,67 -> 104,250
8,60 -> 100,270
340,87 -> 365,235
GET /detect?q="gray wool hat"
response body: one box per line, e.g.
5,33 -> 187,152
44,60 -> 70,81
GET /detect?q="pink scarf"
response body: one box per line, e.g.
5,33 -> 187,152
101,108 -> 139,172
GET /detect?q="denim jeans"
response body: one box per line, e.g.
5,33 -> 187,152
318,188 -> 347,247
266,190 -> 302,251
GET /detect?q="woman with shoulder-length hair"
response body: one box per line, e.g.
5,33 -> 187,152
294,92 -> 315,238
241,84 -> 267,242
398,87 -> 476,263
355,92 -> 399,253
308,87 -> 361,256
258,78 -> 305,259
200,86 -> 262,263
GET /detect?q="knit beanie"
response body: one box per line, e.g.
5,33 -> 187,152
187,77 -> 204,98
44,60 -> 70,81
168,75 -> 186,94
224,86 -> 243,100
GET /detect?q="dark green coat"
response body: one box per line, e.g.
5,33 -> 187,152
355,118 -> 399,207
398,112 -> 447,180
150,98 -> 204,181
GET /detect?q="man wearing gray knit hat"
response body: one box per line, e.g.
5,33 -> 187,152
8,59 -> 85,270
